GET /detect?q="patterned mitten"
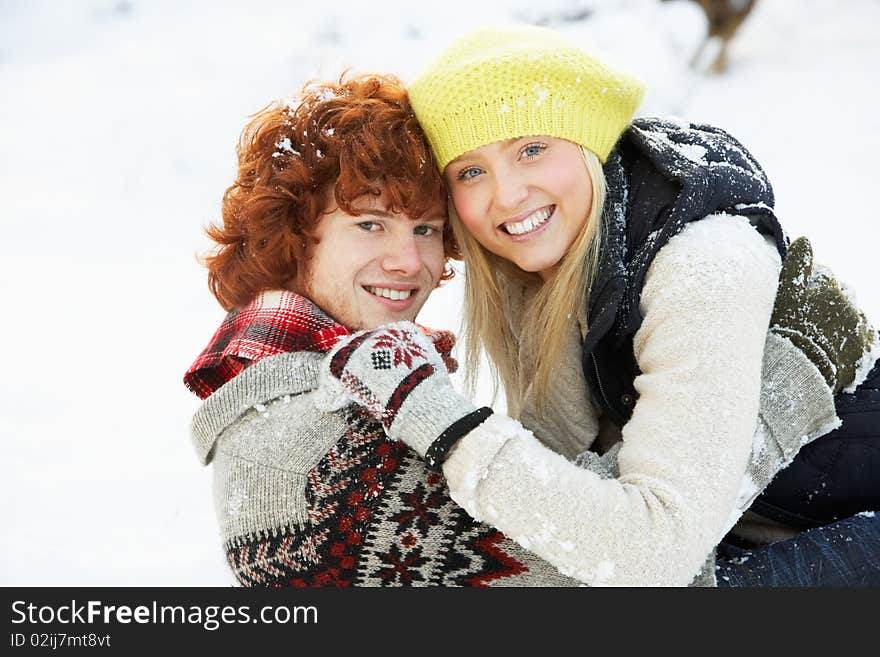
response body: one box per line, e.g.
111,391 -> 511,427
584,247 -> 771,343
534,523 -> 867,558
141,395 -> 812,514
317,321 -> 492,469
771,237 -> 877,394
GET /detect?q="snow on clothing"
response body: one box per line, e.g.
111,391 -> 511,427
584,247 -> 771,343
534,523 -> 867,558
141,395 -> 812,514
580,117 -> 787,428
577,118 -> 879,532
321,306 -> 848,586
438,217 -> 839,586
431,118 -> 856,586
188,291 -> 582,586
186,289 -> 816,587
183,123 -> 872,587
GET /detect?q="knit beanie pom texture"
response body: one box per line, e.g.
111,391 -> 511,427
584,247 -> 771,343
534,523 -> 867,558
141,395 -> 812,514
409,26 -> 645,169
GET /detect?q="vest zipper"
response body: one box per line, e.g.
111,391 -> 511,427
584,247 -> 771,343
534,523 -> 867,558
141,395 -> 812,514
591,352 -> 612,410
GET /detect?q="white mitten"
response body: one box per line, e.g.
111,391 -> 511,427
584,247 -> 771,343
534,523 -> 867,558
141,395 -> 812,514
317,321 -> 492,469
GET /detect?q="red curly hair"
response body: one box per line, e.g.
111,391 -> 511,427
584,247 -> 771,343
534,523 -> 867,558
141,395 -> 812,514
204,73 -> 456,311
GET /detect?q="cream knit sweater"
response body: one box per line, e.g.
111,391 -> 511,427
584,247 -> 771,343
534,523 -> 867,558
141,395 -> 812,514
440,214 -> 837,586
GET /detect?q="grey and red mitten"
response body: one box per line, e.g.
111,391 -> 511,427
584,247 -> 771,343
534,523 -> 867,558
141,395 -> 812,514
317,321 -> 492,470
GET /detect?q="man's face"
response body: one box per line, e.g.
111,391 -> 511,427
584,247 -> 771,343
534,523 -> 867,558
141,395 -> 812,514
295,191 -> 447,330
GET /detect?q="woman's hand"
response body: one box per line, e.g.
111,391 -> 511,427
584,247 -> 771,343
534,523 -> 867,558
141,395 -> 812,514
771,237 -> 876,394
316,322 -> 491,469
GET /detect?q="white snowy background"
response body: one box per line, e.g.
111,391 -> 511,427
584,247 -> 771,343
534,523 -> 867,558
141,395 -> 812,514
2,0 -> 877,585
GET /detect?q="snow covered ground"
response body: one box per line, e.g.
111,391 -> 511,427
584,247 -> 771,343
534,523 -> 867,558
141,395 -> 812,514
2,0 -> 877,585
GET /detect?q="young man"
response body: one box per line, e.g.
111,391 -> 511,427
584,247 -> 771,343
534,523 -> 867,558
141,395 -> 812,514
184,73 -> 581,586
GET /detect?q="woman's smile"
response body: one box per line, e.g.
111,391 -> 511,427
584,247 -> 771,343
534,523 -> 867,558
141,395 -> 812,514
499,204 -> 555,238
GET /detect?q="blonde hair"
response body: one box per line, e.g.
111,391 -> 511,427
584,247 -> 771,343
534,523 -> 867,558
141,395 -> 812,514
455,147 -> 607,416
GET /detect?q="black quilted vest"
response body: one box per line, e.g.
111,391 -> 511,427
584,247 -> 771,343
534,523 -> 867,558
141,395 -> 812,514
583,117 -> 787,427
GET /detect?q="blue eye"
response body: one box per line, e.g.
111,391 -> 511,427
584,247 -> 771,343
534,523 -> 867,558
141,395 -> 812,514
456,167 -> 483,181
357,221 -> 380,232
414,224 -> 440,237
520,143 -> 546,159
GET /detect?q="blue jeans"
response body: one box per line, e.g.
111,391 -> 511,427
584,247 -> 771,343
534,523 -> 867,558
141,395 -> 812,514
716,512 -> 880,586
717,357 -> 880,586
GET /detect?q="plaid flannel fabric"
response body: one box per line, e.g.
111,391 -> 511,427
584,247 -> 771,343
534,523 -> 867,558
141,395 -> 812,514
184,290 -> 456,399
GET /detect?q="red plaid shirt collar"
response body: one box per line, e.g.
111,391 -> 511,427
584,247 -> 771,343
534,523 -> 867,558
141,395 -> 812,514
184,290 -> 456,399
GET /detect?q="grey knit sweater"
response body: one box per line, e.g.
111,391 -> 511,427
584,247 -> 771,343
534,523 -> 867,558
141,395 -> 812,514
191,351 -> 584,586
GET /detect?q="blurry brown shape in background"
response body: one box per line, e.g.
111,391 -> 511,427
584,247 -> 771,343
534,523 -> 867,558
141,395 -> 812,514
668,0 -> 758,74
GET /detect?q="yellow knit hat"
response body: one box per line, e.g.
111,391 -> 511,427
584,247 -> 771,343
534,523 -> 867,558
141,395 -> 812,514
409,25 -> 645,169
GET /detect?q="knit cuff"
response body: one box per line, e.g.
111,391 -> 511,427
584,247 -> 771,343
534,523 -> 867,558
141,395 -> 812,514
770,326 -> 835,389
389,382 -> 478,459
726,332 -> 841,528
759,332 -> 839,455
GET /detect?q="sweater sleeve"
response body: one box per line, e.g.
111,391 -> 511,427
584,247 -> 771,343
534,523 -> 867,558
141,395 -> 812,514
442,214 -> 781,586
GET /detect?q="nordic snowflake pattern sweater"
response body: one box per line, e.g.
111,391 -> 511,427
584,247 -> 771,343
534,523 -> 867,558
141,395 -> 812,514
190,297 -> 581,587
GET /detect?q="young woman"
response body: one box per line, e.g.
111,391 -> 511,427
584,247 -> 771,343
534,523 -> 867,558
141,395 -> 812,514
319,26 -> 880,586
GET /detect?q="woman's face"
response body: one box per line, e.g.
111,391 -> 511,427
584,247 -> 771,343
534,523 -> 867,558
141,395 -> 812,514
445,136 -> 592,280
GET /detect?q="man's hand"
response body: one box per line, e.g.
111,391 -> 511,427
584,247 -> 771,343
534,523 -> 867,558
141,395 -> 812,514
771,237 -> 876,394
